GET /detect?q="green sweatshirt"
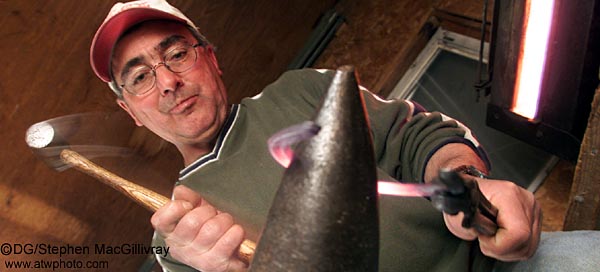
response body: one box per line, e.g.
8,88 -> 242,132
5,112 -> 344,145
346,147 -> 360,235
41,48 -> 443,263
154,69 -> 493,271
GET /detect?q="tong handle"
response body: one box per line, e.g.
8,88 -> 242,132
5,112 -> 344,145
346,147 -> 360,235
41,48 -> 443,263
433,169 -> 499,236
469,179 -> 498,236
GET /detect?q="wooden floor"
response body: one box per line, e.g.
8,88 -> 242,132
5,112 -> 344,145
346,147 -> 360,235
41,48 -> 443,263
534,160 -> 575,231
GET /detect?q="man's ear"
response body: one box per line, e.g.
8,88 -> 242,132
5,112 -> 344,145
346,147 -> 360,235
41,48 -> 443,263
117,99 -> 143,127
205,45 -> 223,75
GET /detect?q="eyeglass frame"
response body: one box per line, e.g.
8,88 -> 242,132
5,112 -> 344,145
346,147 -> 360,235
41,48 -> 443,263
118,43 -> 202,96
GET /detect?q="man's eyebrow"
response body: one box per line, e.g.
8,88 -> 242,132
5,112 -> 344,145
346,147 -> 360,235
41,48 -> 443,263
155,35 -> 187,52
120,57 -> 144,81
118,35 -> 188,81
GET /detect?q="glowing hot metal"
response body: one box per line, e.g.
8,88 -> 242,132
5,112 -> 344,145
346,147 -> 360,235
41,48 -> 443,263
267,120 -> 449,198
377,181 -> 447,197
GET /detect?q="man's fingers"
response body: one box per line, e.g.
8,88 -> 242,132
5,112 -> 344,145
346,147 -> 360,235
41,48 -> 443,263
169,204 -> 219,247
479,226 -> 530,260
477,182 -> 542,261
443,212 -> 478,241
207,224 -> 247,265
190,213 -> 236,252
150,187 -> 248,271
173,185 -> 204,207
522,201 -> 542,259
441,178 -> 542,261
151,200 -> 194,236
171,214 -> 246,272
217,224 -> 246,258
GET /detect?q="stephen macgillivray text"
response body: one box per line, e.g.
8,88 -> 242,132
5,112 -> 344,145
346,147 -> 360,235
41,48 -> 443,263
95,244 -> 169,257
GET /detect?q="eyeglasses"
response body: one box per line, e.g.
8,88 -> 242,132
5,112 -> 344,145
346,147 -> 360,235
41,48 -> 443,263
120,43 -> 201,96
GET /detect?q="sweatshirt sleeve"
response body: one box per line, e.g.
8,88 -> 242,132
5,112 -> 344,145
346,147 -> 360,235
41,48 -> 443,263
362,90 -> 489,183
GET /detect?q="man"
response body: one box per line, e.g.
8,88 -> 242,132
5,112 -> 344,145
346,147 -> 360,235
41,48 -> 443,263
90,0 -> 542,271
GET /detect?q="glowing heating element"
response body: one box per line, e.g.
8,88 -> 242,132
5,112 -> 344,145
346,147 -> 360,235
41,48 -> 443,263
512,0 -> 555,119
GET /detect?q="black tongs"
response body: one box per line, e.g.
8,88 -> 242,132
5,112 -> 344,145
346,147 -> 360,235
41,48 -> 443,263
431,169 -> 499,236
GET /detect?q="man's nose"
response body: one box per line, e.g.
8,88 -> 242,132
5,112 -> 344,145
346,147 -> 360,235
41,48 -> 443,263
154,65 -> 182,96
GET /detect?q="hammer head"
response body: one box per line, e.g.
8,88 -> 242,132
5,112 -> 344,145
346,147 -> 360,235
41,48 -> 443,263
25,112 -> 134,171
26,121 -> 56,149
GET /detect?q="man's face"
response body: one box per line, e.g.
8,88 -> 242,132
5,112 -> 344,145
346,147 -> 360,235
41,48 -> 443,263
111,21 -> 228,153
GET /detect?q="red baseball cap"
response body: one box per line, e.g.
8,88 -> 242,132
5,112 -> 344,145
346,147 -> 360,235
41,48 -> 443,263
90,0 -> 198,83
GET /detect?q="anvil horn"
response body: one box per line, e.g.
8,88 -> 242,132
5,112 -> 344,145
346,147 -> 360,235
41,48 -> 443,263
250,66 -> 379,271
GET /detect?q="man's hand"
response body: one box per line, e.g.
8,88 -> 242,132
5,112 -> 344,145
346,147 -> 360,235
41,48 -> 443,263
443,178 -> 542,261
151,185 -> 248,272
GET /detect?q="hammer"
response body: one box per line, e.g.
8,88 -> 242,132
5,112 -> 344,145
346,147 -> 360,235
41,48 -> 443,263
25,113 -> 135,171
25,118 -> 256,264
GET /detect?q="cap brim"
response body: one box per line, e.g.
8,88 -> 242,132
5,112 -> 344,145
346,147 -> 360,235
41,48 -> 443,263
90,8 -> 186,82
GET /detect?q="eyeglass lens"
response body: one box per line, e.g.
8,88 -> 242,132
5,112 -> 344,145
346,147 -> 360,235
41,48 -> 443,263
123,44 -> 198,95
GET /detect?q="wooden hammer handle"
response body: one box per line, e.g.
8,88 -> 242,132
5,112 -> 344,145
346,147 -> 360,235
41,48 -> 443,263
61,149 -> 169,211
60,149 -> 256,264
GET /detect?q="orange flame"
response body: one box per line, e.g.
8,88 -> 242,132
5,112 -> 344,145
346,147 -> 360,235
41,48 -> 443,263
512,0 -> 555,119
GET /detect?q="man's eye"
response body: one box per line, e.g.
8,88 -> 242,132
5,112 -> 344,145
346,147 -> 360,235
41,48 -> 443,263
130,70 -> 151,86
167,48 -> 188,62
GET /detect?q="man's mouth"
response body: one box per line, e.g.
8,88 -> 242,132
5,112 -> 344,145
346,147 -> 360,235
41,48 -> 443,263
169,95 -> 198,114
